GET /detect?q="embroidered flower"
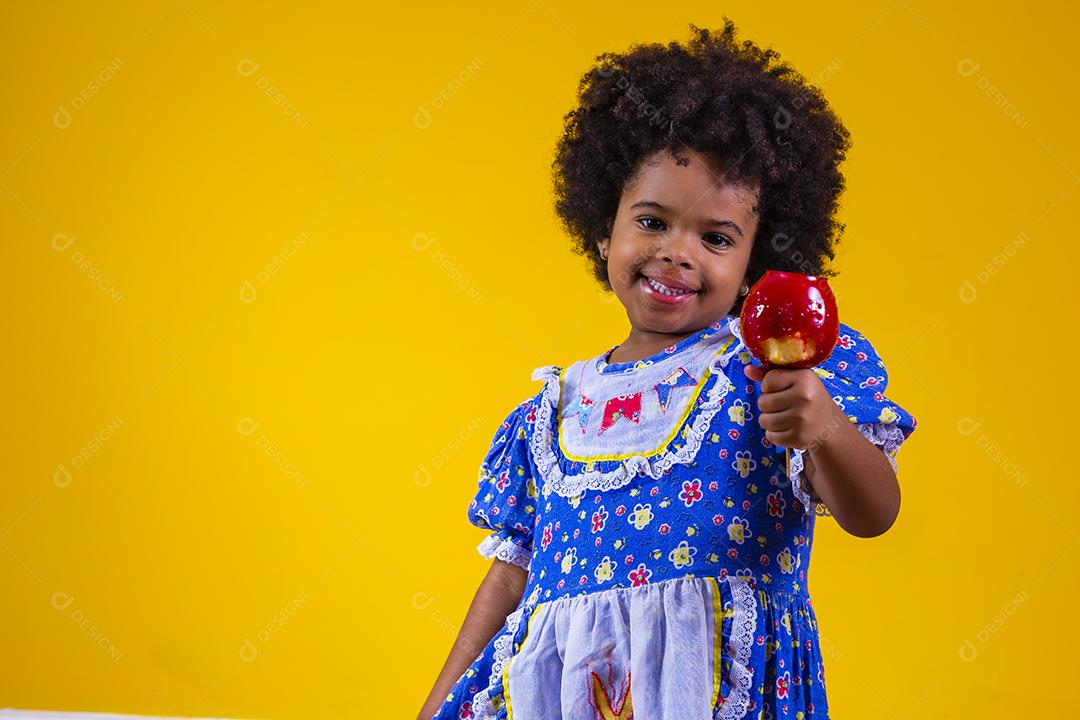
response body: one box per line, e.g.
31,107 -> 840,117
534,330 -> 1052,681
776,671 -> 791,699
777,547 -> 795,574
628,562 -> 652,586
594,555 -> 615,583
767,490 -> 786,518
668,540 -> 697,569
561,547 -> 578,574
727,516 -> 752,545
728,398 -> 752,426
733,450 -> 757,478
879,406 -> 900,423
627,503 -> 653,530
540,523 -> 553,551
592,506 -> 608,533
679,478 -> 703,507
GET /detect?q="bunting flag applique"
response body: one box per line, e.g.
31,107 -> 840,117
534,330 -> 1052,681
653,366 -> 699,414
563,392 -> 596,434
554,330 -> 735,451
598,393 -> 642,435
560,368 -> 705,437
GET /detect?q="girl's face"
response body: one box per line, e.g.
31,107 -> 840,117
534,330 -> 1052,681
598,148 -> 760,341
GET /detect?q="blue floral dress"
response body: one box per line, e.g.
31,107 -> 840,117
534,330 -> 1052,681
430,314 -> 917,720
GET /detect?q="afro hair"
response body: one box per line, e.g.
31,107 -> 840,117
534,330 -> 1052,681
551,19 -> 852,317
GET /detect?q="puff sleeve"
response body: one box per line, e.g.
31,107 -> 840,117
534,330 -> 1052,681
789,321 -> 918,516
467,393 -> 541,571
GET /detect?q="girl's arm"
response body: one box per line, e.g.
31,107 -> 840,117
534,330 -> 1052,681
800,421 -> 901,537
417,558 -> 529,720
745,363 -> 902,538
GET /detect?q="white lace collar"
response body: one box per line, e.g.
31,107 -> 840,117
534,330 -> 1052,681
530,315 -> 745,498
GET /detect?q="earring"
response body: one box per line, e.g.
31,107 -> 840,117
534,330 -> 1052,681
601,251 -> 608,260
739,284 -> 748,296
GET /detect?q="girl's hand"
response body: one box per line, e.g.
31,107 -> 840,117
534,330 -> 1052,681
743,363 -> 848,451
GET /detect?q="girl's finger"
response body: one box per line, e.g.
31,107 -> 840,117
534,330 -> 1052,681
756,386 -> 800,414
765,428 -> 799,447
756,386 -> 799,414
760,367 -> 799,393
757,409 -> 795,432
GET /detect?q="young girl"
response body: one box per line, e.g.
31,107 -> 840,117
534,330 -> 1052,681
420,19 -> 917,720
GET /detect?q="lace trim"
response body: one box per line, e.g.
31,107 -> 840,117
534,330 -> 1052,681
718,576 -> 757,720
468,602 -> 529,719
789,421 -> 907,517
476,533 -> 532,572
529,357 -> 737,498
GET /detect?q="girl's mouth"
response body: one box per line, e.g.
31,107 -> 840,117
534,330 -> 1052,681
639,274 -> 698,306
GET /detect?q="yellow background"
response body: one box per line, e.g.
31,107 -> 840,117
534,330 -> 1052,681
1,1 -> 1075,718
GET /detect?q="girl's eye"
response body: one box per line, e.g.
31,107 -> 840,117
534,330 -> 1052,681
637,217 -> 733,249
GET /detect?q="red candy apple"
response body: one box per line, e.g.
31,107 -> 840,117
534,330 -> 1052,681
739,270 -> 840,476
739,270 -> 839,369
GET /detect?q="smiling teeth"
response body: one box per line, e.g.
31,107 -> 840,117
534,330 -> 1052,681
646,277 -> 692,296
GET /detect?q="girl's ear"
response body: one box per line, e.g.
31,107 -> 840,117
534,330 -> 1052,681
597,238 -> 610,260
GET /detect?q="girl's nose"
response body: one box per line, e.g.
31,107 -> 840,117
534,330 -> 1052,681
654,230 -> 696,267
